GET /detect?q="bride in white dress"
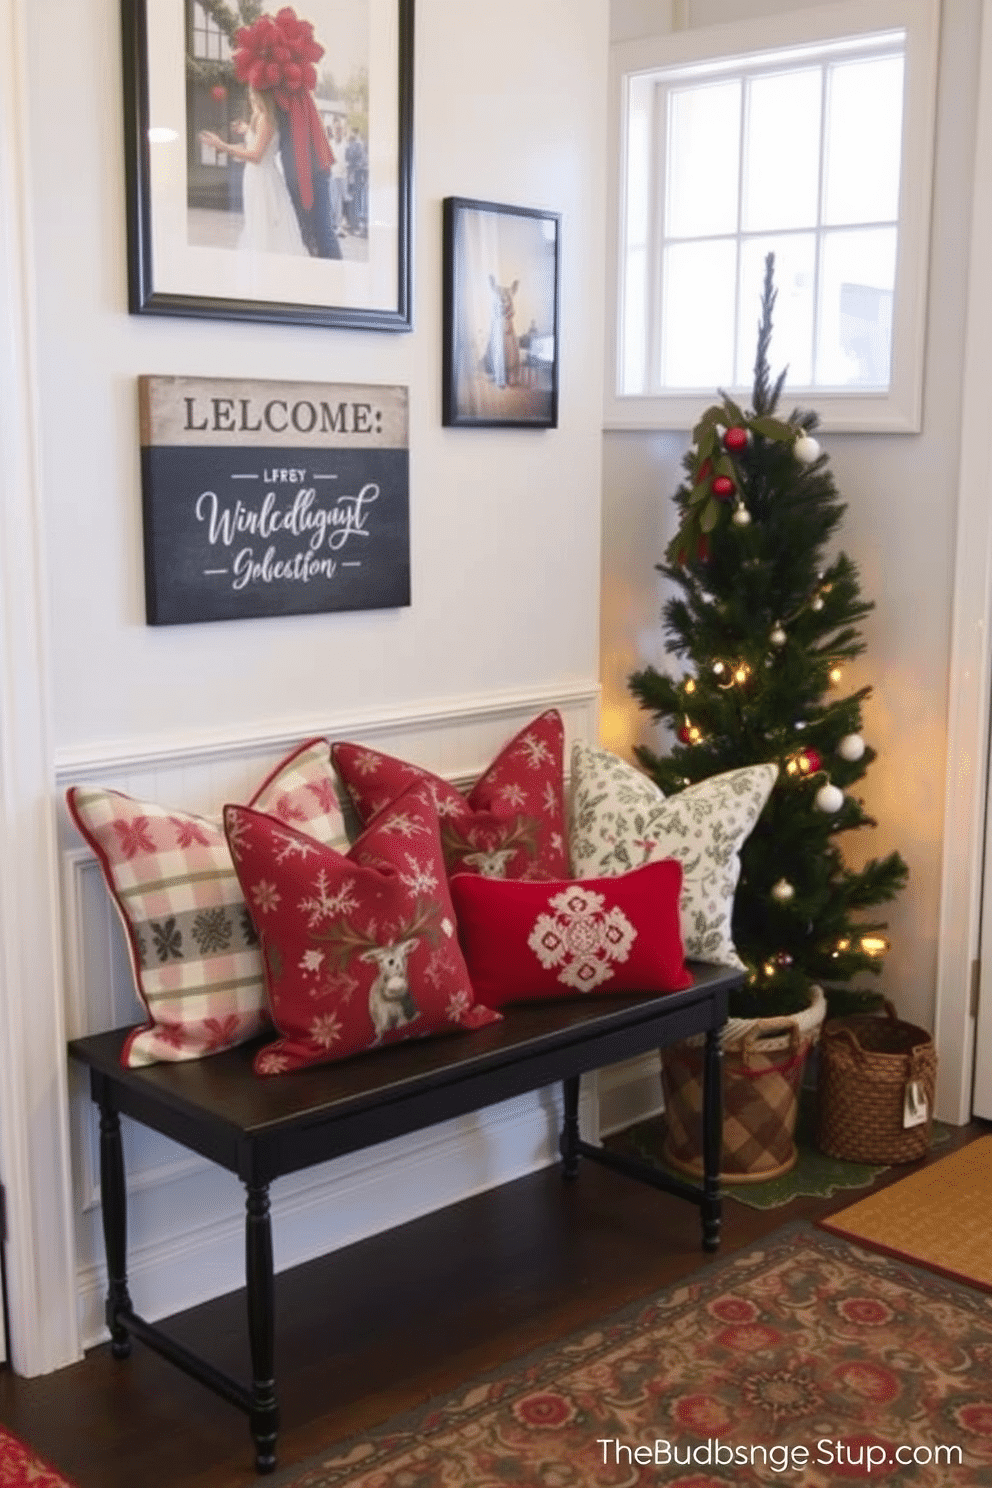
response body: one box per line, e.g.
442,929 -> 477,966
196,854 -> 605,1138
200,89 -> 307,257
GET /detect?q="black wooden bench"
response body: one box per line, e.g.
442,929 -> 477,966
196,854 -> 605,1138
69,961 -> 737,1474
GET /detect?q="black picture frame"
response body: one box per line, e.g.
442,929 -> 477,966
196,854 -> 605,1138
121,0 -> 414,331
442,197 -> 560,428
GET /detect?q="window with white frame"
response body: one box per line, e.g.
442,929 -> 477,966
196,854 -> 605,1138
191,2 -> 231,63
606,0 -> 940,433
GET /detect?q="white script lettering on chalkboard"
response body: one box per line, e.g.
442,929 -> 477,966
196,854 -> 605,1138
195,485 -> 379,564
231,548 -> 339,589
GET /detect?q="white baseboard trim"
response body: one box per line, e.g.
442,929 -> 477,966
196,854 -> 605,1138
597,1052 -> 664,1136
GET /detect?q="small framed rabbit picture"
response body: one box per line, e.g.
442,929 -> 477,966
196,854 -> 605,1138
442,197 -> 560,429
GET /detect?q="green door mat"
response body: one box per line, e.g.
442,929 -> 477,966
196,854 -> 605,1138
609,1087 -> 951,1210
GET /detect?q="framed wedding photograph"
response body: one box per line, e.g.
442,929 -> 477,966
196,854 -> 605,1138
442,197 -> 560,429
121,0 -> 414,331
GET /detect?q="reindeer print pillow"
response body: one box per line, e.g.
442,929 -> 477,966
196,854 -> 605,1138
569,744 -> 778,969
450,860 -> 691,1007
225,784 -> 501,1076
332,709 -> 569,883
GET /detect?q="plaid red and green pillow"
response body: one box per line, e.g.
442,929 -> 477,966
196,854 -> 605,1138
66,737 -> 348,1068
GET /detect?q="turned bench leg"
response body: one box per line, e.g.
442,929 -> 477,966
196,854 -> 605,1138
701,1026 -> 723,1252
246,1182 -> 280,1474
99,1100 -> 134,1359
559,1074 -> 581,1179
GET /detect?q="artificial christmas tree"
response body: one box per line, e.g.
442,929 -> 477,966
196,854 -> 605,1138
630,255 -> 908,1025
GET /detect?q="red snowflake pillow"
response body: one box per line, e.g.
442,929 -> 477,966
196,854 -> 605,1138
450,861 -> 692,1007
332,709 -> 569,883
224,785 -> 501,1075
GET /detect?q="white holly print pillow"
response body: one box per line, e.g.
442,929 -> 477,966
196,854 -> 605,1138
332,709 -> 569,882
66,738 -> 349,1067
568,744 -> 777,968
225,784 -> 500,1075
451,859 -> 691,1006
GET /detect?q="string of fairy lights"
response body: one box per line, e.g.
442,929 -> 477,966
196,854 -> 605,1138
670,418 -> 890,979
663,410 -> 898,988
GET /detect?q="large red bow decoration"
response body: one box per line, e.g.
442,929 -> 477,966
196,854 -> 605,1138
232,7 -> 332,210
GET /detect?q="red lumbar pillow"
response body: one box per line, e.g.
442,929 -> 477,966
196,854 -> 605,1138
224,784 -> 501,1075
332,709 -> 569,882
450,860 -> 692,1007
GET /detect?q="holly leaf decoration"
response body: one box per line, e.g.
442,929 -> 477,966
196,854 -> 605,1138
695,423 -> 718,464
750,415 -> 795,442
668,404 -> 803,565
692,404 -> 725,443
699,497 -> 721,532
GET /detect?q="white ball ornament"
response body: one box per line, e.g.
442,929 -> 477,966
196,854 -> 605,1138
838,733 -> 866,762
771,878 -> 795,903
815,782 -> 845,813
793,432 -> 821,464
732,504 -> 752,527
770,624 -> 787,647
810,596 -> 825,612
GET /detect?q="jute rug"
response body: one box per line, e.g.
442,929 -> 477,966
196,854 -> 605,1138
272,1223 -> 992,1487
0,1424 -> 75,1488
820,1135 -> 992,1293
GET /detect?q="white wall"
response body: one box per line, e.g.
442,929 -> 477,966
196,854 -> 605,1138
603,0 -> 981,1040
0,0 -> 611,1375
34,1 -> 607,750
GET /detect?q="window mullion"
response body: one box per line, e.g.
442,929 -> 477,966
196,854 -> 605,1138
734,78 -> 748,387
648,81 -> 670,395
810,60 -> 829,387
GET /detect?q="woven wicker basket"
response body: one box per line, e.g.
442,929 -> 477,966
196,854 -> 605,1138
816,1001 -> 937,1164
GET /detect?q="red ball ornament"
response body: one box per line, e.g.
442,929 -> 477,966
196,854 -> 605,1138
677,724 -> 693,744
723,426 -> 749,451
211,84 -> 228,101
712,475 -> 735,498
799,747 -> 822,774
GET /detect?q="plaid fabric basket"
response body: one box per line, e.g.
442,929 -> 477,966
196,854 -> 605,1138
816,1000 -> 937,1164
660,987 -> 826,1184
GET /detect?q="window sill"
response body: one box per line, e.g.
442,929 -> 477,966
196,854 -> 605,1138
603,386 -> 923,436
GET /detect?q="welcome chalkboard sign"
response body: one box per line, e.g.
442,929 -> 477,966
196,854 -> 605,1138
139,375 -> 410,625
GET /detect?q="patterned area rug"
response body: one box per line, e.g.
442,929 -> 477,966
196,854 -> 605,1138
611,1088 -> 952,1210
0,1425 -> 74,1487
273,1224 -> 992,1487
821,1135 -> 992,1292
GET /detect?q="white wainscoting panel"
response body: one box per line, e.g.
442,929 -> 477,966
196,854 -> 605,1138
52,685 -> 677,1349
597,1052 -> 664,1137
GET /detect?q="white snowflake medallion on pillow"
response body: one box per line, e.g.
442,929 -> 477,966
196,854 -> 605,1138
527,885 -> 637,991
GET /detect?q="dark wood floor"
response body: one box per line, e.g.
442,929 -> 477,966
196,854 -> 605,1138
1,1114 -> 987,1488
